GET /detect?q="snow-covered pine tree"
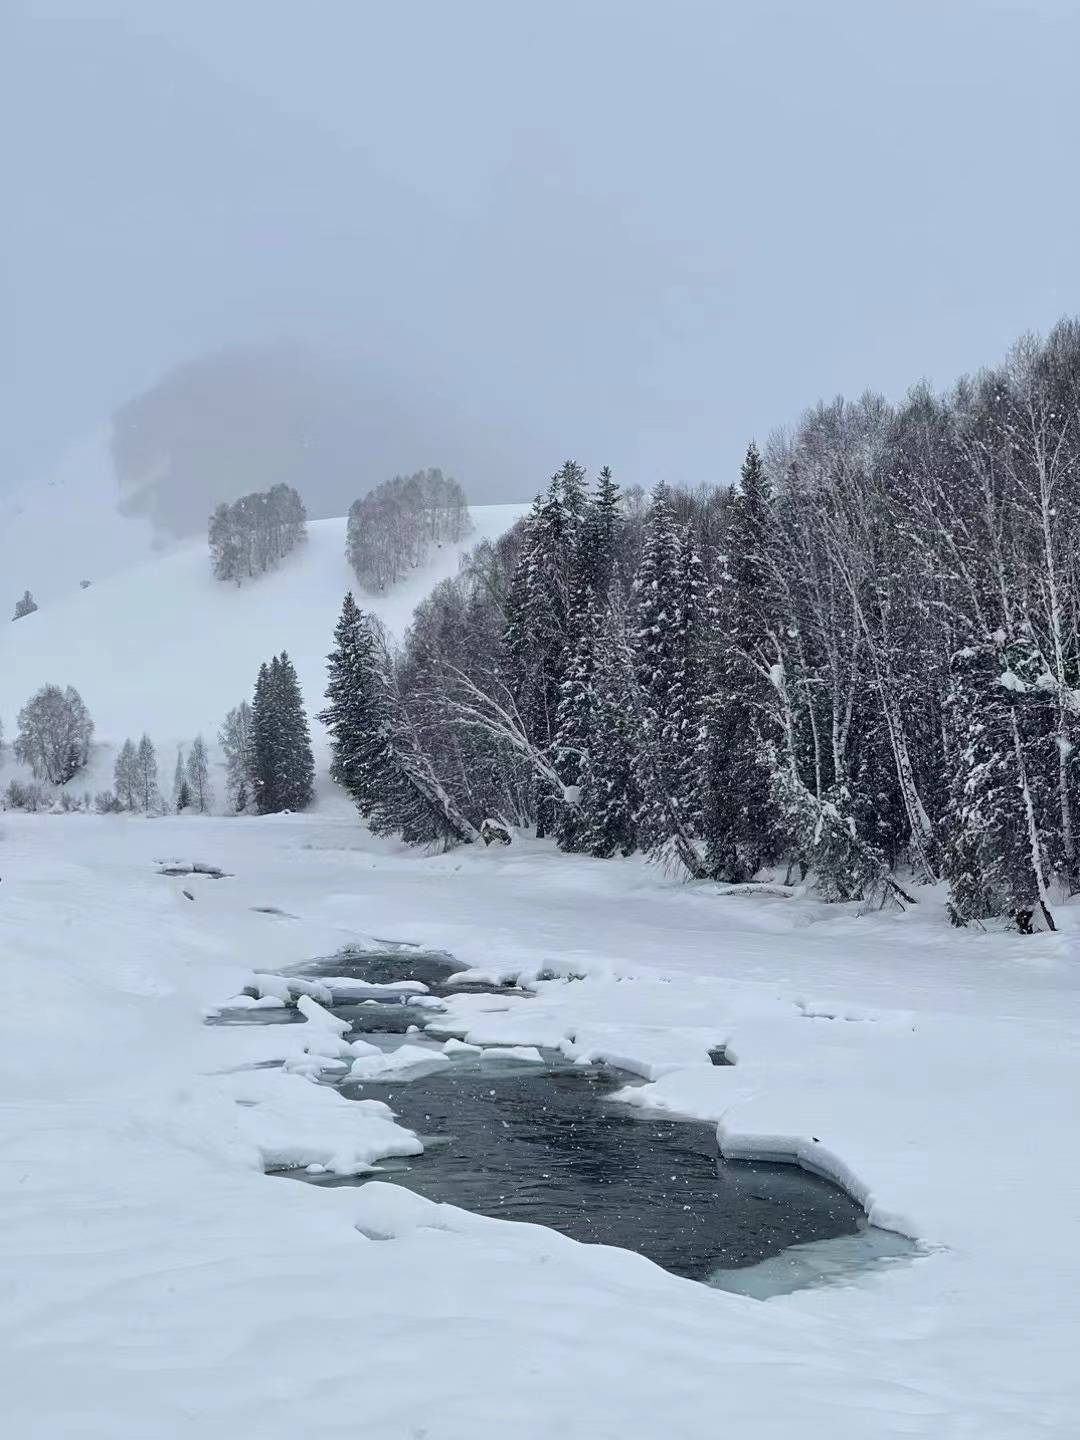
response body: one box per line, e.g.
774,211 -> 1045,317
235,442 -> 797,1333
186,734 -> 212,813
553,585 -> 601,852
114,738 -> 139,811
630,482 -> 684,854
173,747 -> 191,812
13,590 -> 38,620
135,734 -> 161,814
703,443 -> 785,882
322,602 -> 478,846
663,524 -> 711,832
275,654 -> 314,810
570,467 -> 622,606
219,702 -> 254,813
575,601 -> 640,858
502,477 -> 577,834
252,653 -> 314,814
556,459 -> 589,528
251,661 -> 281,812
320,592 -> 374,799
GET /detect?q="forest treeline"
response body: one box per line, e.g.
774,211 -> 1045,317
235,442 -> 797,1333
321,322 -> 1080,932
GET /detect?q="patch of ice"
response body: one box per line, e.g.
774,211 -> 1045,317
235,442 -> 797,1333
348,1045 -> 452,1081
442,1038 -> 483,1056
480,1045 -> 545,1064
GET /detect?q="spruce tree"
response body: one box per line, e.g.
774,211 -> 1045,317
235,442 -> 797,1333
173,747 -> 191,812
553,586 -> 601,851
135,734 -> 161,814
321,603 -> 477,846
252,653 -> 314,813
571,467 -> 622,606
502,478 -> 576,834
556,459 -> 589,527
219,702 -> 254,813
114,738 -> 139,811
320,593 -> 373,799
186,734 -> 212,813
251,662 -> 279,813
576,603 -> 639,858
663,525 -> 711,831
630,482 -> 683,852
703,444 -> 784,881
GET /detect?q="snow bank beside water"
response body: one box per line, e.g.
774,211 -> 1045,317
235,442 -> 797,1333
3,811 -> 1079,1437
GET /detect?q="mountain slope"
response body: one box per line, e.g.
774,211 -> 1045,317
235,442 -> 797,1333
0,507 -> 523,789
0,430 -> 168,608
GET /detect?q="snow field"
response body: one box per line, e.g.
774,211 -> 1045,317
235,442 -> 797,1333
1,811 -> 1079,1435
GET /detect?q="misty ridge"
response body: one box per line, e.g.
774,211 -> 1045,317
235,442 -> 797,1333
110,340 -> 467,539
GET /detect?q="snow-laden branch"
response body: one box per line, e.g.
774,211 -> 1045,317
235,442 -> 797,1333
435,666 -> 578,805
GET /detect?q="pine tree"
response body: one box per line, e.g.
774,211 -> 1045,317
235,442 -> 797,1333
173,747 -> 191,812
556,459 -> 589,527
114,738 -> 139,811
571,467 -> 622,607
219,702 -> 254,813
663,525 -> 710,831
135,734 -> 161,814
575,603 -> 640,858
320,593 -> 373,798
502,478 -> 577,834
251,653 -> 314,813
703,444 -> 784,881
186,734 -> 212,813
321,603 -> 478,846
553,586 -> 601,851
13,590 -> 38,620
251,662 -> 278,812
630,482 -> 683,852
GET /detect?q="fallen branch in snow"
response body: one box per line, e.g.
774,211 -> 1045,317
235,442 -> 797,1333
711,881 -> 802,899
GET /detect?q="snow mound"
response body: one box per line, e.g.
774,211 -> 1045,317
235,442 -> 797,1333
224,1066 -> 422,1175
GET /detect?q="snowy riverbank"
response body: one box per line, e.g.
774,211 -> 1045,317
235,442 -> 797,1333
1,810 -> 1077,1437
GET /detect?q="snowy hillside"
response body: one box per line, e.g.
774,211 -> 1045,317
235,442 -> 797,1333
0,505 -> 523,792
0,430 -> 168,607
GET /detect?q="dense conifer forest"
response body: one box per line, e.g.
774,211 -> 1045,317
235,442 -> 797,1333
322,323 -> 1080,931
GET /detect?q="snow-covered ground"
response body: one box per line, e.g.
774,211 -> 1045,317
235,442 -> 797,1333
1,809 -> 1077,1437
0,502 -> 523,795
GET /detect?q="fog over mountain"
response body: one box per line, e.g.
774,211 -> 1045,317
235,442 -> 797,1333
8,1 -> 1080,505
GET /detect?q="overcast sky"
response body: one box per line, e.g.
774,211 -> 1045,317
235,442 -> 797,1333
6,0 -> 1079,501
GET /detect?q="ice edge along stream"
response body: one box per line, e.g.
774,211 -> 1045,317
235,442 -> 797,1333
206,944 -> 918,1299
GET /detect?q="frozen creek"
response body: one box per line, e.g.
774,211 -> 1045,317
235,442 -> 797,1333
211,945 -> 914,1298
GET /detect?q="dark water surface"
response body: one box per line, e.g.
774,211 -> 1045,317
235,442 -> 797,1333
333,1055 -> 866,1278
214,948 -> 915,1290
